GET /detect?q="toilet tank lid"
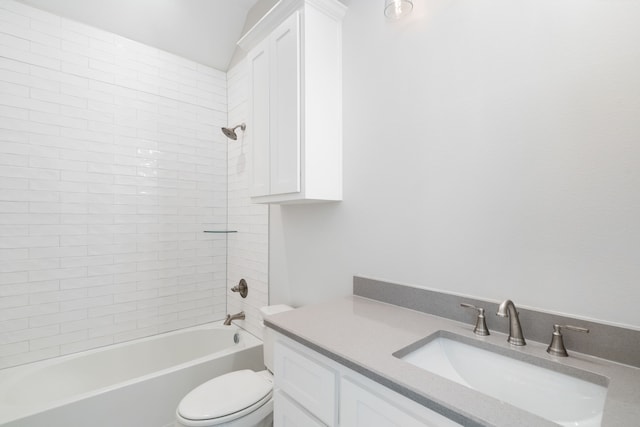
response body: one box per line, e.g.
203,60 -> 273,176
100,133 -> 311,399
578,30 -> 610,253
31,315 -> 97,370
177,370 -> 272,421
259,305 -> 293,319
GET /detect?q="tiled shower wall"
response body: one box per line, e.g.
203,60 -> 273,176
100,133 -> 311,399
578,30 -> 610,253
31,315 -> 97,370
0,0 -> 229,369
226,62 -> 269,339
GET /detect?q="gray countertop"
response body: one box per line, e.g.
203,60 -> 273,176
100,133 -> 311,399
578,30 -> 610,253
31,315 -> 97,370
265,295 -> 640,427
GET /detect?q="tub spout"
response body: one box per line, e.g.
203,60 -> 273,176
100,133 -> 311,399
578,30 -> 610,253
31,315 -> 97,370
223,311 -> 245,325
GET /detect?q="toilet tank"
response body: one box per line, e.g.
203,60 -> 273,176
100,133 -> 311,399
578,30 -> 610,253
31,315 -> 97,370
260,305 -> 293,372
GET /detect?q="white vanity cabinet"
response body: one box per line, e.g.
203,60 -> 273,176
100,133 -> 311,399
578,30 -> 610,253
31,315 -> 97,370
273,333 -> 462,427
238,0 -> 345,204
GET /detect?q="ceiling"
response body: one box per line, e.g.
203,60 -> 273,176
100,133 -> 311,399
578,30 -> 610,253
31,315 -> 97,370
16,0 -> 259,71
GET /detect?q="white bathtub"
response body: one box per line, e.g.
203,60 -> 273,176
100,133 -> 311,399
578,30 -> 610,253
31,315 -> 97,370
0,323 -> 264,427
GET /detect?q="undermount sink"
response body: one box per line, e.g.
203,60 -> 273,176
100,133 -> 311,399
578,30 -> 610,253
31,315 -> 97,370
394,332 -> 608,427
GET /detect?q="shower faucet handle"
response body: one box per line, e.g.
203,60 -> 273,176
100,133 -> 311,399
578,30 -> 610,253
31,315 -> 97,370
460,303 -> 490,336
230,279 -> 248,298
546,324 -> 589,357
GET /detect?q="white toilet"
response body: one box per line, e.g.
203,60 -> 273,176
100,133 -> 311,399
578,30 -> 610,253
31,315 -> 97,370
175,305 -> 292,427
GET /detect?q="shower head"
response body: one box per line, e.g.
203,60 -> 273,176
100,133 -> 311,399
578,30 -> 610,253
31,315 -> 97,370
221,123 -> 246,140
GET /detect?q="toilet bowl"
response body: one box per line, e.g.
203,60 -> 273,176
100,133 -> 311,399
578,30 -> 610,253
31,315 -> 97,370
175,305 -> 292,427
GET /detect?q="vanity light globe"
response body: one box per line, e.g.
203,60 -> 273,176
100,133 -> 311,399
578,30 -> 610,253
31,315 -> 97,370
384,0 -> 414,19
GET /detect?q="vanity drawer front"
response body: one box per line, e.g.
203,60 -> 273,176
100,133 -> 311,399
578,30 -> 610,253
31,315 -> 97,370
274,340 -> 337,425
274,389 -> 327,427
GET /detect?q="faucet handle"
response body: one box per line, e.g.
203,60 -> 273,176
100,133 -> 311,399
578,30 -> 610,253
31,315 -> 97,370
546,324 -> 589,357
231,278 -> 248,298
460,303 -> 490,336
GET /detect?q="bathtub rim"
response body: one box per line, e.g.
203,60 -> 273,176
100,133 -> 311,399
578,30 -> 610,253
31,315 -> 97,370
0,322 -> 263,425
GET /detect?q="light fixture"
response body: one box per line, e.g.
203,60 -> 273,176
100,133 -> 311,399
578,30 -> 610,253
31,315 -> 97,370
384,0 -> 413,20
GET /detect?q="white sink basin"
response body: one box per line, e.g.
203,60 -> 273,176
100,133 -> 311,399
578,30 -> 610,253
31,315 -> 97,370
396,334 -> 608,427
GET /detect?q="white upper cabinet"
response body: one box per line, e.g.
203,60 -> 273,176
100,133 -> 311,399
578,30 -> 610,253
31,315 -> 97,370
239,0 -> 346,204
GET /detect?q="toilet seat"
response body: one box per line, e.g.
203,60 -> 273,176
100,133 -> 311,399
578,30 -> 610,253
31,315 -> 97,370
177,370 -> 273,426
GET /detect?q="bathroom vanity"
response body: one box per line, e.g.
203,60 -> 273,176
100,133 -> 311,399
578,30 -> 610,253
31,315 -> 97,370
265,279 -> 640,426
272,331 -> 461,426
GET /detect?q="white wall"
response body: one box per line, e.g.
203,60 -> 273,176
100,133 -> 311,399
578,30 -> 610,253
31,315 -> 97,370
226,61 -> 269,338
270,0 -> 640,328
0,0 -> 228,368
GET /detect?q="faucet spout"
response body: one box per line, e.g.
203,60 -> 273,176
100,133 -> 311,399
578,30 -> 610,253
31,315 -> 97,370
496,300 -> 526,346
223,311 -> 245,326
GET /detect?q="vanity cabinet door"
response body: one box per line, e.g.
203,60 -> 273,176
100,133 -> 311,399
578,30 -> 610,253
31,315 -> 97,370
340,377 -> 461,427
274,390 -> 327,427
274,340 -> 337,426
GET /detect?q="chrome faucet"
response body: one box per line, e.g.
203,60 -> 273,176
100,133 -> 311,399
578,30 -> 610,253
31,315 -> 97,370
223,311 -> 245,325
496,300 -> 526,346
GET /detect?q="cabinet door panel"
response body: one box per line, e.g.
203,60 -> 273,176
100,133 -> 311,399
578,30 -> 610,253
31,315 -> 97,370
248,41 -> 270,197
274,390 -> 327,427
274,340 -> 336,425
340,377 -> 461,427
269,12 -> 301,196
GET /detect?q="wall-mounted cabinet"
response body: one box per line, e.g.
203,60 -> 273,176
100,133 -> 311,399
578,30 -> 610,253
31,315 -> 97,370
238,0 -> 346,204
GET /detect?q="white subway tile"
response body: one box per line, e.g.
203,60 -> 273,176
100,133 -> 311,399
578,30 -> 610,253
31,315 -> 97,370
60,254 -> 113,268
60,294 -> 112,312
30,20 -> 85,44
60,274 -> 113,290
31,88 -> 86,108
0,7 -> 30,27
0,273 -> 28,289
0,317 -> 28,333
60,105 -> 113,123
1,0 -> 60,25
0,340 -> 28,357
0,0 -> 231,368
0,152 -> 29,166
0,258 -> 58,274
0,248 -> 28,260
30,65 -> 89,88
60,335 -> 112,354
0,294 -> 28,309
87,262 -> 135,276
25,27 -> 61,49
0,177 -> 28,192
29,246 -> 87,259
60,18 -> 113,43
0,80 -> 29,99
29,309 -> 86,328
0,44 -> 61,69
30,42 -> 88,66
61,61 -> 114,84
29,110 -> 87,129
0,346 -> 59,368
0,92 -> 60,114
29,267 -> 86,282
0,301 -> 58,321
88,302 -> 136,318
61,315 -> 110,334
113,325 -> 158,343
29,289 -> 86,305
29,156 -> 86,172
30,330 -> 87,351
